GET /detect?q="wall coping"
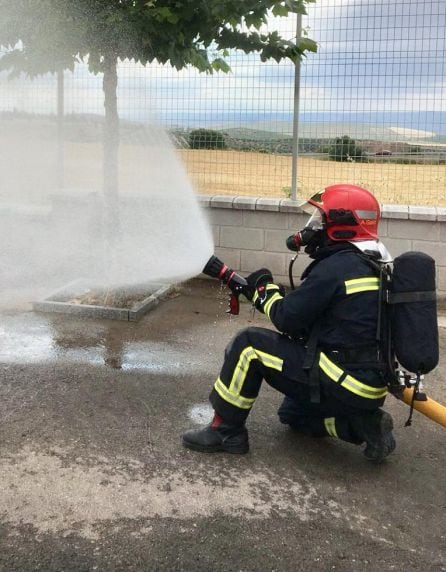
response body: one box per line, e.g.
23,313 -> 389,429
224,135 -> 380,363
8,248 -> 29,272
197,195 -> 446,222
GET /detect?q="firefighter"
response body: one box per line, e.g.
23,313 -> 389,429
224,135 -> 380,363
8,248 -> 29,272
182,184 -> 396,462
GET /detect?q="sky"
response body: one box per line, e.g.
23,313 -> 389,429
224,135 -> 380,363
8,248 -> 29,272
0,0 -> 445,132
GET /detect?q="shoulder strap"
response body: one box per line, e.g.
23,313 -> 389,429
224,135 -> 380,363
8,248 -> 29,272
302,319 -> 322,403
388,291 -> 436,303
351,250 -> 383,275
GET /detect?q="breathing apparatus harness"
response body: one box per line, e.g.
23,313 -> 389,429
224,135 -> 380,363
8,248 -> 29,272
287,236 -> 439,425
288,239 -> 392,405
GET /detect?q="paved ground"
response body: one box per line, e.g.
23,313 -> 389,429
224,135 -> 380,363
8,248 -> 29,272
1,280 -> 445,571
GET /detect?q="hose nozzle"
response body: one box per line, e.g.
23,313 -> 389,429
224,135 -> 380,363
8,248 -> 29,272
203,255 -> 248,290
202,255 -> 249,315
202,255 -> 226,279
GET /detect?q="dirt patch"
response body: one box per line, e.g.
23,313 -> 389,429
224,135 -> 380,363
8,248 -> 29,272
53,287 -> 157,310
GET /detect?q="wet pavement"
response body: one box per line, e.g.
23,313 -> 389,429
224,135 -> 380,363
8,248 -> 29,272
1,280 -> 445,571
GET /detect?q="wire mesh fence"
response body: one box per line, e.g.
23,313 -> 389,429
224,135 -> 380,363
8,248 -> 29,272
299,0 -> 446,206
0,0 -> 445,206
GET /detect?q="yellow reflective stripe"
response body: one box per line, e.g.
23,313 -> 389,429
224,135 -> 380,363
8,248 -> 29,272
319,352 -> 344,381
214,378 -> 255,410
230,347 -> 257,396
252,284 -> 280,304
230,346 -> 283,396
319,352 -> 388,400
324,417 -> 338,438
213,347 -> 284,410
255,349 -> 283,371
345,277 -> 380,295
264,292 -> 283,318
342,375 -> 388,399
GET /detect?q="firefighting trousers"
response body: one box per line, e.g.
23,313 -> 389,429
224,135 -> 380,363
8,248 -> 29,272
209,326 -> 371,444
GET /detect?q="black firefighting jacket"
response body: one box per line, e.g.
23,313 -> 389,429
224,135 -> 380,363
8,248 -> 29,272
254,243 -> 389,409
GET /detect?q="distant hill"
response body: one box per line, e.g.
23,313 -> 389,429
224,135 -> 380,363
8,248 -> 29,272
222,121 -> 446,146
2,110 -> 445,148
220,126 -> 446,154
163,111 -> 446,144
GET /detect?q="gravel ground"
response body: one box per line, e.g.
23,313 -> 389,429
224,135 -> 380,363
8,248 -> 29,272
1,280 -> 445,571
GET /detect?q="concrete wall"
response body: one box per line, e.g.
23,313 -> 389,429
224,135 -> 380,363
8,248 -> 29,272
198,196 -> 446,294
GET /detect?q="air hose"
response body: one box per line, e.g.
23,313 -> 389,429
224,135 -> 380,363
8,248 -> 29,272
288,254 -> 298,290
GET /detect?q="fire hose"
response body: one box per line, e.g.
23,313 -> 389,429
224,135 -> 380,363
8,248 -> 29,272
400,388 -> 446,428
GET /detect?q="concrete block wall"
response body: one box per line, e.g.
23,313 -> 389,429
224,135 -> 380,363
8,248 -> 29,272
198,196 -> 446,294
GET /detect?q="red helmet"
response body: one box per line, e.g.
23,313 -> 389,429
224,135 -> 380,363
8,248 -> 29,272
307,184 -> 380,241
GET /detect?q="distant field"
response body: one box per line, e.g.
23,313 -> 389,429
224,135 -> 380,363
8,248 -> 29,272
1,135 -> 445,206
180,150 -> 446,206
63,145 -> 446,206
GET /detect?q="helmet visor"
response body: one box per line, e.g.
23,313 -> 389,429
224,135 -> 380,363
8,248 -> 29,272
297,190 -> 325,214
305,208 -> 325,230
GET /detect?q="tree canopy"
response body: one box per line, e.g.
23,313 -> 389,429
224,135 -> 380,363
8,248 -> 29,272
0,1 -> 317,199
0,0 -> 317,76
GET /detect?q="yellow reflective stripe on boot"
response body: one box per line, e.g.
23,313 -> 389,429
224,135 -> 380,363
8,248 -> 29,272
345,277 -> 380,295
319,352 -> 388,400
324,417 -> 338,438
214,377 -> 256,410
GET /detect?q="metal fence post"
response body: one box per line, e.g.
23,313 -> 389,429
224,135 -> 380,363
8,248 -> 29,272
290,13 -> 302,202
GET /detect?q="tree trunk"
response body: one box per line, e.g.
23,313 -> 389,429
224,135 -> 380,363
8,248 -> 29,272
102,53 -> 119,199
56,69 -> 65,189
102,53 -> 121,256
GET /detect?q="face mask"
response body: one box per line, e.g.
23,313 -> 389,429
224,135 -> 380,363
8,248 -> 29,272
286,209 -> 325,253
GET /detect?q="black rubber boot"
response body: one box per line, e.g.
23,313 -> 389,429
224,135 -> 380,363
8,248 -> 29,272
350,410 -> 396,463
182,423 -> 249,454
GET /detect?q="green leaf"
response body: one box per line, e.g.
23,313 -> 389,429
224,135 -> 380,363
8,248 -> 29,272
211,57 -> 231,73
272,5 -> 289,17
152,7 -> 180,24
298,37 -> 318,54
245,13 -> 266,28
